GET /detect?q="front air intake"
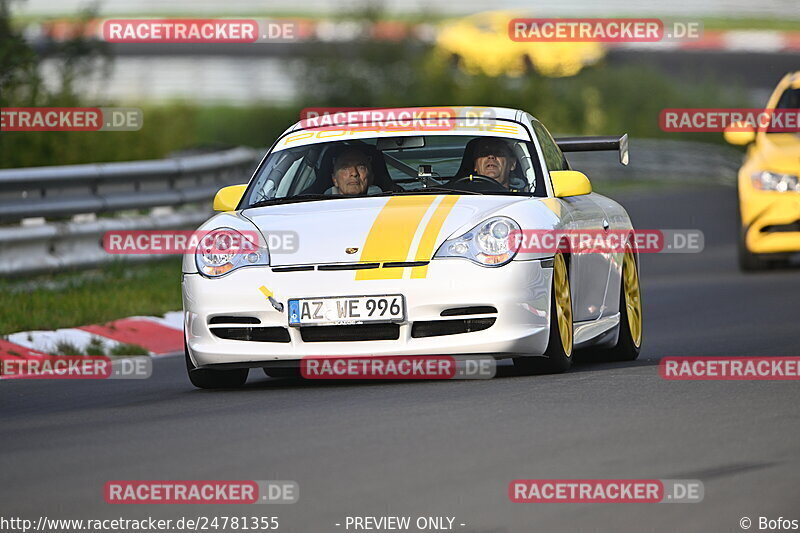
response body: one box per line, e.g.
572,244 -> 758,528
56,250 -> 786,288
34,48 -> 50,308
440,306 -> 497,317
411,318 -> 496,338
299,323 -> 400,342
210,326 -> 290,343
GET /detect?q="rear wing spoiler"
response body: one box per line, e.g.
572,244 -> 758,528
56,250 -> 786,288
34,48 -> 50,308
554,134 -> 629,166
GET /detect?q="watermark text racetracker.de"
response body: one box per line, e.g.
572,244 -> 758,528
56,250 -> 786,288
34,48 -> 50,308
103,230 -> 299,255
102,19 -> 297,43
509,479 -> 704,503
0,355 -> 151,380
104,481 -> 298,504
511,229 -> 704,254
660,108 -> 800,133
509,18 -> 702,42
1,108 -> 142,132
298,106 -> 499,132
301,355 -> 496,380
661,357 -> 800,380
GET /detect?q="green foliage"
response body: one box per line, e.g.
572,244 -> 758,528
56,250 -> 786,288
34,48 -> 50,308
51,340 -> 84,356
0,1 -> 111,106
109,342 -> 148,356
0,0 -> 748,169
50,337 -> 148,356
296,39 -> 747,143
292,2 -> 746,142
0,258 -> 182,335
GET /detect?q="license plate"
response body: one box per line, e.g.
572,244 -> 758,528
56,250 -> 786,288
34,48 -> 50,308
288,295 -> 405,326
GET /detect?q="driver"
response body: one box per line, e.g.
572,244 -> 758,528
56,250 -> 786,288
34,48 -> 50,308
325,148 -> 382,195
470,138 -> 520,190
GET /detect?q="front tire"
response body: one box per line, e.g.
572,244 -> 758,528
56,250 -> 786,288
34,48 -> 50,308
514,252 -> 573,375
738,225 -> 767,271
185,343 -> 248,389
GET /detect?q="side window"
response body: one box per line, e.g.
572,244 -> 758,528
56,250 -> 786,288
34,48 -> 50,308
775,88 -> 800,109
766,88 -> 800,133
532,120 -> 567,171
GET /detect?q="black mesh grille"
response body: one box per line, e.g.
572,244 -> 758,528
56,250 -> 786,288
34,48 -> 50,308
317,263 -> 380,271
211,327 -> 290,342
272,265 -> 314,273
208,316 -> 260,325
440,306 -> 497,317
300,323 -> 400,342
382,261 -> 429,268
411,318 -> 496,338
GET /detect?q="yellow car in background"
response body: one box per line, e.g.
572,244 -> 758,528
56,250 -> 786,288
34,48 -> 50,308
725,72 -> 800,271
436,11 -> 605,78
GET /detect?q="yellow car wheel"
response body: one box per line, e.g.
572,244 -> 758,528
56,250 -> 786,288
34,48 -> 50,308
514,251 -> 574,375
603,244 -> 642,361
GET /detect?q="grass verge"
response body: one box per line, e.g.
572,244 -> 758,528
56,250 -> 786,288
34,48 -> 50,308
0,258 -> 183,336
50,338 -> 149,356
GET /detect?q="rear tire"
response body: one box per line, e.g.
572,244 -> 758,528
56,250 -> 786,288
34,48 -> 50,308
185,343 -> 248,389
514,252 -> 573,375
602,246 -> 642,361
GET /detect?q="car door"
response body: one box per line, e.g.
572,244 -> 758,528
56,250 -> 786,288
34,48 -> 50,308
531,119 -> 612,322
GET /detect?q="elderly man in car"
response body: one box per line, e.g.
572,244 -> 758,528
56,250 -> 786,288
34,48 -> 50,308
326,148 -> 383,195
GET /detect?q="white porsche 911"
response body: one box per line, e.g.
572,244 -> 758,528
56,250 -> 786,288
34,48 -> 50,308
182,107 -> 642,388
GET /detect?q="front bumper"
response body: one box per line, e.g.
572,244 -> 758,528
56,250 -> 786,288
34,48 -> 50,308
183,259 -> 552,367
742,191 -> 800,254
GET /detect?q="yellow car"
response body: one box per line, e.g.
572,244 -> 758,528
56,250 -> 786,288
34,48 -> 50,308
436,11 -> 605,78
725,72 -> 800,271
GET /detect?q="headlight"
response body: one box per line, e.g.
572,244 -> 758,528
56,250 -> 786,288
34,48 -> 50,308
751,171 -> 800,192
195,227 -> 269,277
434,217 -> 521,266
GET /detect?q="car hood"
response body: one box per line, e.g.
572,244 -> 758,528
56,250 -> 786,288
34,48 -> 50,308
241,194 -> 533,267
755,133 -> 800,174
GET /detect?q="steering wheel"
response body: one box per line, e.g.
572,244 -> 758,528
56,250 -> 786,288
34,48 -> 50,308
448,174 -> 507,191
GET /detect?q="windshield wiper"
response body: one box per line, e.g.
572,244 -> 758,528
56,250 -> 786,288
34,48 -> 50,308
247,194 -> 338,208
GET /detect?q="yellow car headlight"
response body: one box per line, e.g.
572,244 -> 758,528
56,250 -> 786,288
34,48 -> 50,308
751,171 -> 800,192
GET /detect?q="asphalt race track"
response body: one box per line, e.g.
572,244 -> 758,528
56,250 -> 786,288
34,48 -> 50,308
2,185 -> 799,533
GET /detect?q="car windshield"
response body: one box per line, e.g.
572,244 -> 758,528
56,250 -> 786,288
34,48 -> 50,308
767,87 -> 800,134
243,134 -> 545,207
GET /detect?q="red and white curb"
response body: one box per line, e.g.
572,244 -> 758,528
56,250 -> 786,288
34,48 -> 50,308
1,311 -> 184,360
28,20 -> 800,53
606,30 -> 800,52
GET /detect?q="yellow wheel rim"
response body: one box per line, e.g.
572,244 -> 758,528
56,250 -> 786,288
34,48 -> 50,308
623,249 -> 643,347
553,253 -> 573,356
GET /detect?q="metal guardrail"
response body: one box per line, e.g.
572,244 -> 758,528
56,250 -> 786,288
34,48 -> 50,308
0,147 -> 261,275
0,147 -> 259,223
567,138 -> 742,185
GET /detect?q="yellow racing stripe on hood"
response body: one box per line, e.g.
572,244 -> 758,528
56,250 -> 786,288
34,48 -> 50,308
411,195 -> 460,278
356,195 -> 438,280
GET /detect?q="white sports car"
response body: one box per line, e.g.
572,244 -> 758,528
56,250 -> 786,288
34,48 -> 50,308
182,107 -> 642,388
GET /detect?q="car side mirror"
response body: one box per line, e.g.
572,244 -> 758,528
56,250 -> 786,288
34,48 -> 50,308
213,184 -> 248,211
723,122 -> 756,145
550,170 -> 592,197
